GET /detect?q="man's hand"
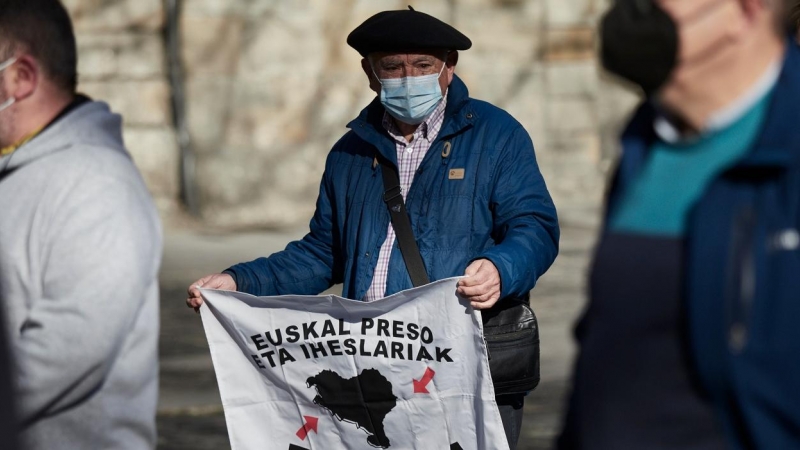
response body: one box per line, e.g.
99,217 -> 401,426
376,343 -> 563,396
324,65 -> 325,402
186,273 -> 237,312
457,259 -> 502,310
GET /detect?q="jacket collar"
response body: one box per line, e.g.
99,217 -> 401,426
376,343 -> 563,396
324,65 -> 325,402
347,74 -> 475,165
735,38 -> 800,169
607,37 -> 800,218
619,37 -> 800,177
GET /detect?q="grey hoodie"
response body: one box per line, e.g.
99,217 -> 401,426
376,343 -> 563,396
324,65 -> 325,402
0,101 -> 162,449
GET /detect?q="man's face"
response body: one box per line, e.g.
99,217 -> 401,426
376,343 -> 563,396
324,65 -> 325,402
662,0 -> 741,58
657,0 -> 752,87
363,50 -> 456,96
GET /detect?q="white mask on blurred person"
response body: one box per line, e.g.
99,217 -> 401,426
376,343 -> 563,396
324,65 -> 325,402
0,57 -> 18,112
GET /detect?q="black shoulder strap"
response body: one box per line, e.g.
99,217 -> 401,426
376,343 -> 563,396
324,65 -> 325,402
378,155 -> 430,287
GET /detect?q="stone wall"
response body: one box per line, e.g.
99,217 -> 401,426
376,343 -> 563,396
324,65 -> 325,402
64,0 -> 180,214
66,0 -> 640,229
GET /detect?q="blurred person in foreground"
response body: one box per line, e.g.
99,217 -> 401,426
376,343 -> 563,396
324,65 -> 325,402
186,7 -> 559,448
0,0 -> 162,448
559,0 -> 800,448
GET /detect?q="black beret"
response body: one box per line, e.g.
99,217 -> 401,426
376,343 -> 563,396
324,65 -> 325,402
347,6 -> 472,57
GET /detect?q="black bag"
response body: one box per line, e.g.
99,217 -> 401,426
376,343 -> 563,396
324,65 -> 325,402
378,156 -> 541,395
481,296 -> 540,394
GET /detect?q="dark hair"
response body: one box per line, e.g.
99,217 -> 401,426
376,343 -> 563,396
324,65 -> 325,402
0,0 -> 77,93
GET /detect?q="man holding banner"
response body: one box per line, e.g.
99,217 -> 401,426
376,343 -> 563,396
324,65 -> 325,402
188,7 -> 558,448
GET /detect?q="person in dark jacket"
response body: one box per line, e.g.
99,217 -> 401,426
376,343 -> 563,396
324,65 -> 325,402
559,0 -> 800,449
186,7 -> 559,448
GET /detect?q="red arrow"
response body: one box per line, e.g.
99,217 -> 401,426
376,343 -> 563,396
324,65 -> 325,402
295,415 -> 318,440
413,367 -> 436,393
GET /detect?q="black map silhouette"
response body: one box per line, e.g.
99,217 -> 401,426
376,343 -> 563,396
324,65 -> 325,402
307,368 -> 397,448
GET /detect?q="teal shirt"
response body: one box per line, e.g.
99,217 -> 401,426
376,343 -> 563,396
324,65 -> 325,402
609,92 -> 773,236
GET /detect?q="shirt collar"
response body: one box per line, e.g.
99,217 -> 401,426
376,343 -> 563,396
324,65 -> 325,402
653,57 -> 781,144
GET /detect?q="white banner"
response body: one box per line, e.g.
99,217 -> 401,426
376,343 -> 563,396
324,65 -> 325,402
199,277 -> 510,450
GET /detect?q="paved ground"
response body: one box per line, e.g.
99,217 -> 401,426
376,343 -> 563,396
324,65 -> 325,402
156,225 -> 595,449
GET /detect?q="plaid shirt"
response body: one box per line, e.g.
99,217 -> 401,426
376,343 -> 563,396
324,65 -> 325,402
364,97 -> 448,302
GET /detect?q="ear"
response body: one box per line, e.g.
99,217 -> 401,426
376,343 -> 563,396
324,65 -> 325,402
727,0 -> 775,41
6,55 -> 38,102
738,0 -> 767,24
361,57 -> 381,95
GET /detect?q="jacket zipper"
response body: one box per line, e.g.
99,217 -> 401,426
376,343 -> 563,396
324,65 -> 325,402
728,205 -> 756,354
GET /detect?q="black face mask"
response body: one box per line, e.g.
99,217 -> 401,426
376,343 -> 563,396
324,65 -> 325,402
600,0 -> 679,95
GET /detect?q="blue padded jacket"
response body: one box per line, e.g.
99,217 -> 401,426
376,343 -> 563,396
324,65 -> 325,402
226,74 -> 559,302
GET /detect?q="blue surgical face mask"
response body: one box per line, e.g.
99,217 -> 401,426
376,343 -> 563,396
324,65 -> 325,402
374,62 -> 446,125
0,57 -> 17,112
